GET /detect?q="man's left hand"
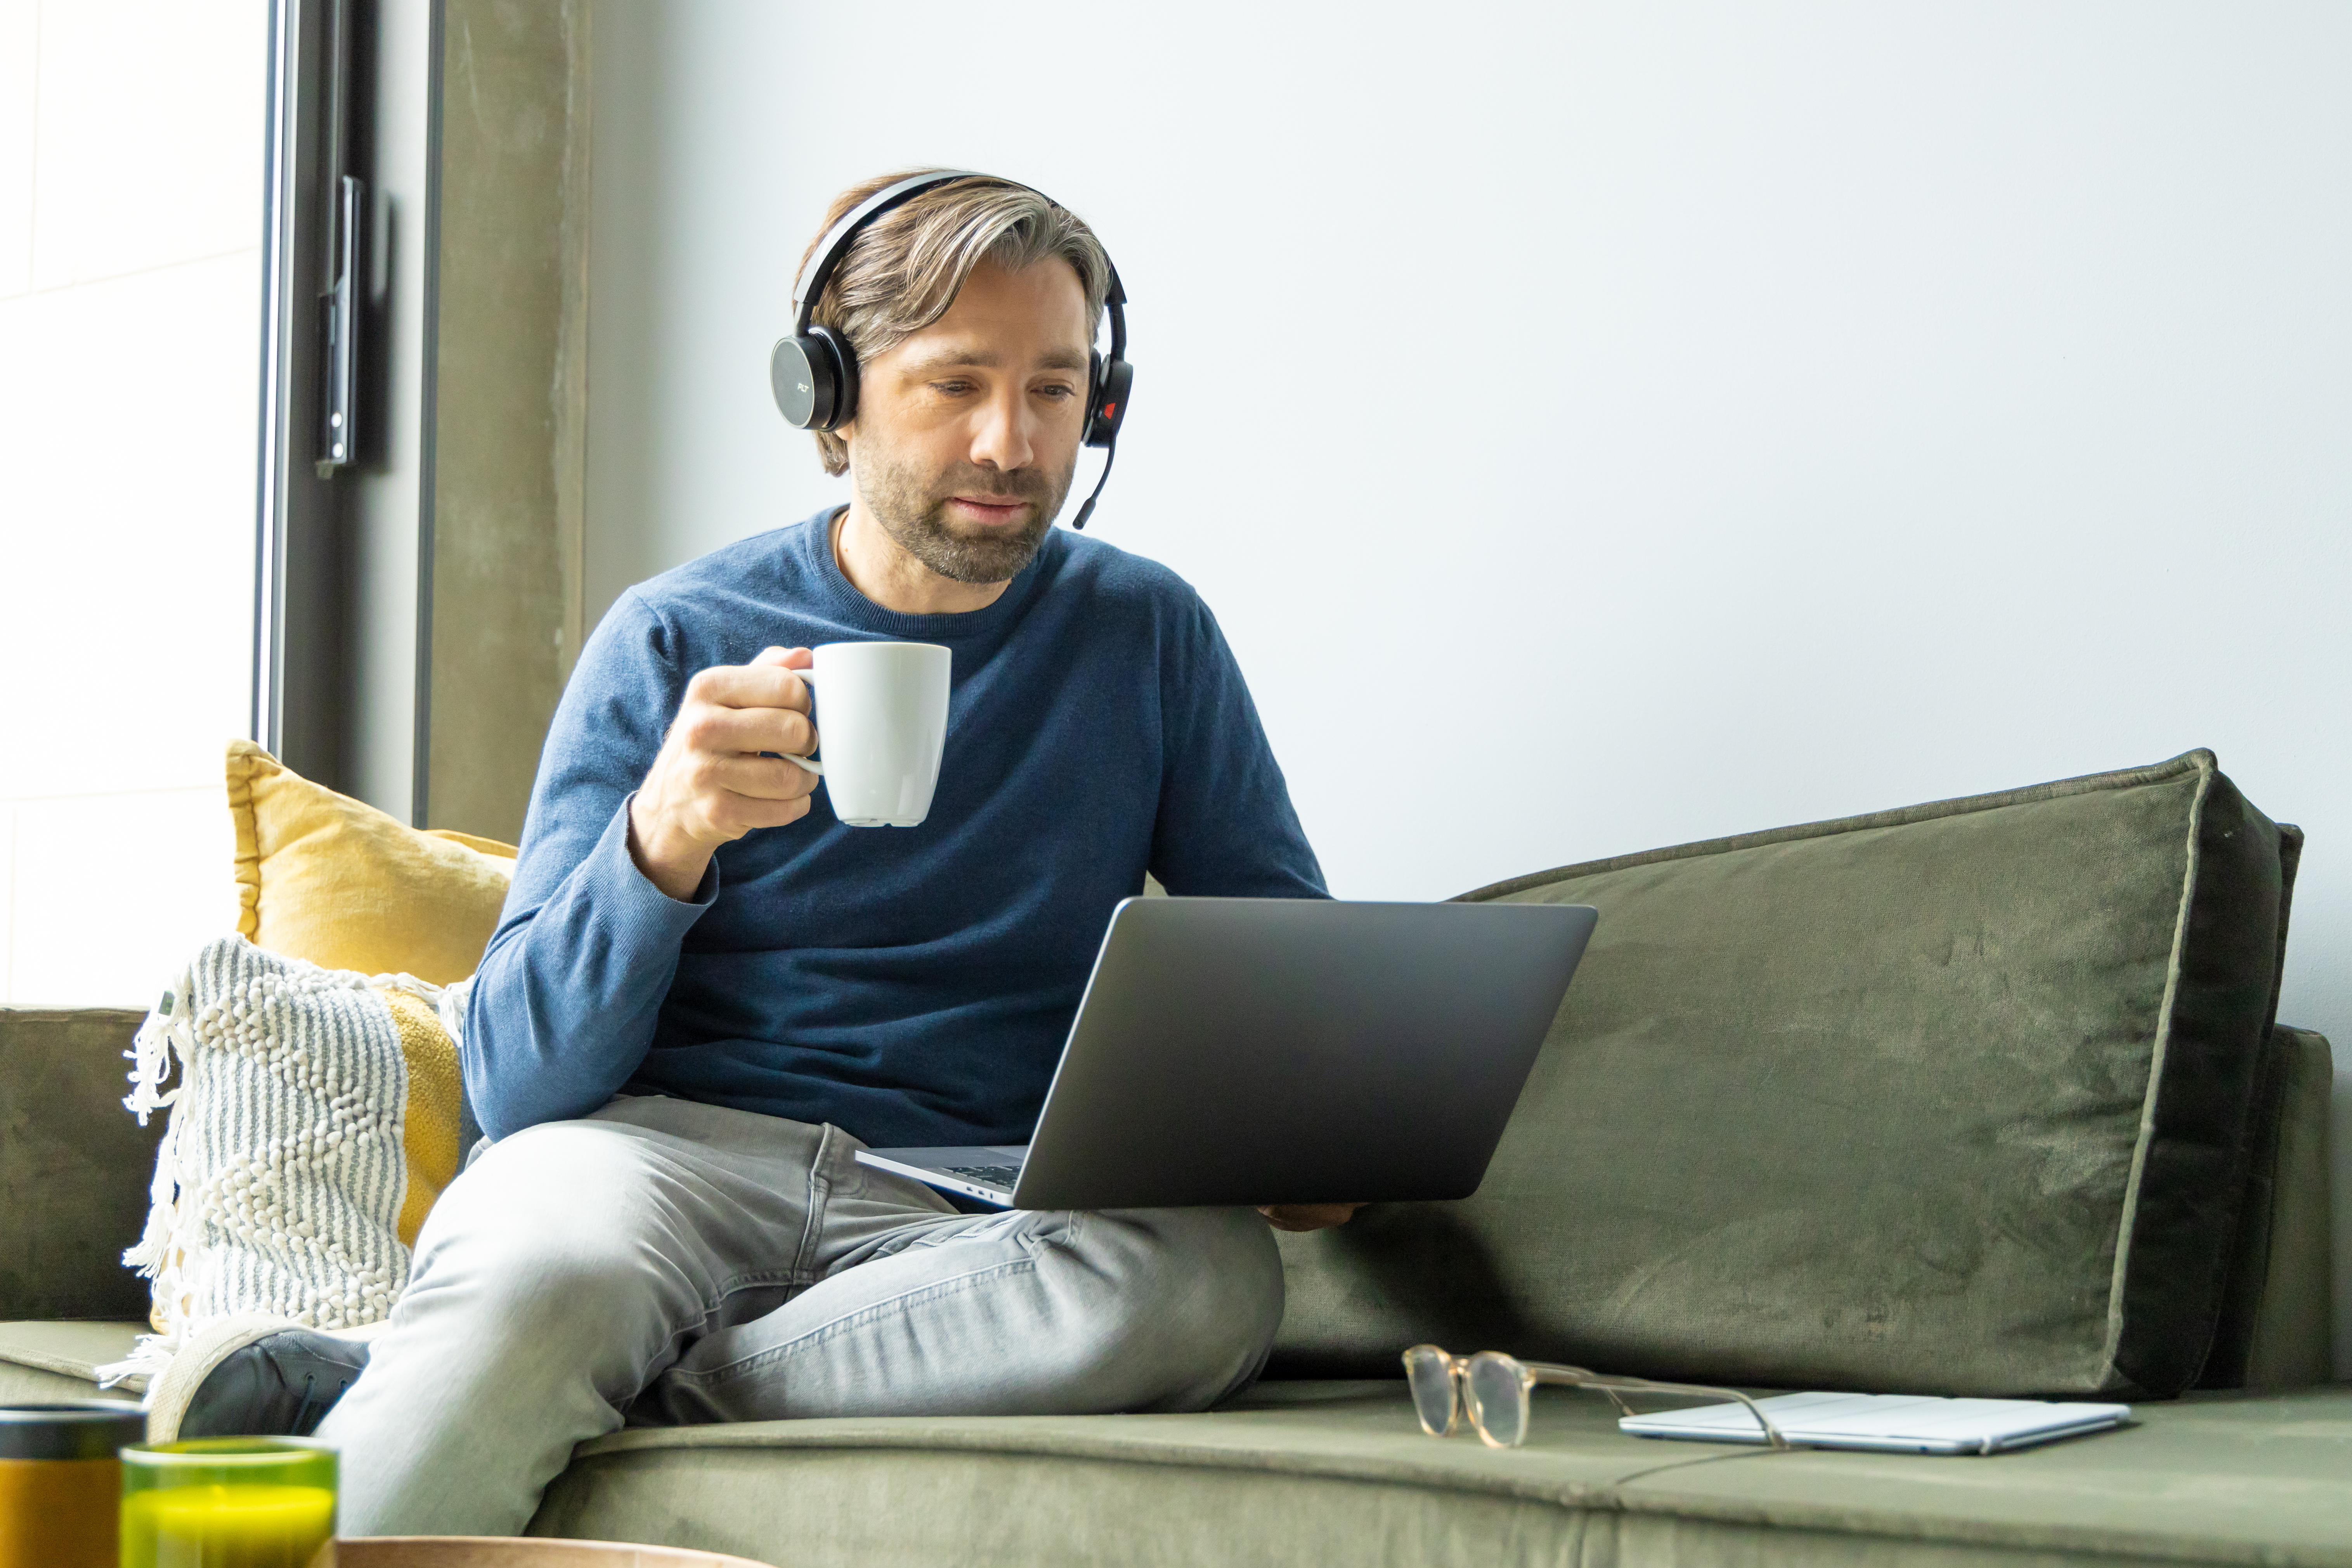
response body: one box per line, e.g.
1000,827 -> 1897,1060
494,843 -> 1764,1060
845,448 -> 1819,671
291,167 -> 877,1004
1257,1204 -> 1365,1233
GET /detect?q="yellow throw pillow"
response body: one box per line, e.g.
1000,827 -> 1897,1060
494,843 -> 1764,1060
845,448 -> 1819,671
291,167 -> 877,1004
226,740 -> 518,986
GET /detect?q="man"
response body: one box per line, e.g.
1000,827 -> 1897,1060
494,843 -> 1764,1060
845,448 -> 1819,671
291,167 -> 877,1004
172,172 -> 1354,1534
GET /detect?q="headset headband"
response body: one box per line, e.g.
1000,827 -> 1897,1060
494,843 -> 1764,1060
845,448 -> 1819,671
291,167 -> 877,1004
794,170 -> 1128,349
793,170 -> 981,334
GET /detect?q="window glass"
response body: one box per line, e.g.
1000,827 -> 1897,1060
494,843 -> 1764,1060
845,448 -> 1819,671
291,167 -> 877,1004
0,1 -> 266,1004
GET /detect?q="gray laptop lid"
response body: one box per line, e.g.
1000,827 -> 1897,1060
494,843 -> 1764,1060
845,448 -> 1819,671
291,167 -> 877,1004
1009,897 -> 1596,1210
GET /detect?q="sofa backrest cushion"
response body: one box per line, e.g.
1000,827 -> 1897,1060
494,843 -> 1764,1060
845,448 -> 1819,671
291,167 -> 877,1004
1269,750 -> 2295,1398
2200,1024 -> 2335,1390
0,1008 -> 161,1320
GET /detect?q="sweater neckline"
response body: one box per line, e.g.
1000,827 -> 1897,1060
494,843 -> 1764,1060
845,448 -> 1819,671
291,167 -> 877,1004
792,506 -> 1058,641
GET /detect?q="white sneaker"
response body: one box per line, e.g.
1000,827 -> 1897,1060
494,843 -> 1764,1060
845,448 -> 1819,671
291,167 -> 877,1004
145,1312 -> 378,1444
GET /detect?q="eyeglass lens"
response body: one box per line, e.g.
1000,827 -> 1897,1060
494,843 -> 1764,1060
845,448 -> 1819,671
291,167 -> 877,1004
1404,1347 -> 1458,1437
1467,1355 -> 1530,1447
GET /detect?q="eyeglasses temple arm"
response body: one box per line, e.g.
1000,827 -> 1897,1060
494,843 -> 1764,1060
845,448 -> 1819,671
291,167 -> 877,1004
1520,1365 -> 1793,1451
1517,1363 -> 1637,1419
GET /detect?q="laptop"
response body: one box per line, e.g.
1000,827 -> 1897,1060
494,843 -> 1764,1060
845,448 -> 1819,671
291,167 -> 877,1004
854,896 -> 1597,1210
1620,1391 -> 2133,1454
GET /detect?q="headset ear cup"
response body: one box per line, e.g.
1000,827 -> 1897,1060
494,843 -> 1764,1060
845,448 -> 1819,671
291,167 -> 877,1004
1085,355 -> 1133,449
812,324 -> 859,431
771,335 -> 834,430
771,327 -> 860,430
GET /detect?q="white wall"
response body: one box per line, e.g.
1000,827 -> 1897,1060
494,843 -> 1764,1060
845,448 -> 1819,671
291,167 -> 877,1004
585,1 -> 2352,1366
0,0 -> 263,1005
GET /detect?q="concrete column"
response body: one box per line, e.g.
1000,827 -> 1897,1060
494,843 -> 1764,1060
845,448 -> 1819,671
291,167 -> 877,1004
418,0 -> 590,842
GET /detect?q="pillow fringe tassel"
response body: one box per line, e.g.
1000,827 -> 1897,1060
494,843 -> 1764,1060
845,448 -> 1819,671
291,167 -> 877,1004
103,967 -> 200,1390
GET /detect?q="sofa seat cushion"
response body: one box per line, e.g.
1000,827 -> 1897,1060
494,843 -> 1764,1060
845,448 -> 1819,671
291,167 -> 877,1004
535,1381 -> 2352,1568
6,1327 -> 2344,1566
0,1320 -> 145,1404
0,1358 -> 137,1405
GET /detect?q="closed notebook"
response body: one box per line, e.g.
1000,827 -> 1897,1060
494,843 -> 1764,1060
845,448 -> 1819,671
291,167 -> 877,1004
1621,1391 -> 2131,1454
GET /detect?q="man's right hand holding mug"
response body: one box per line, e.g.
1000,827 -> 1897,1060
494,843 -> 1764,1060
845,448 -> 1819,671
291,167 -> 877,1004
628,645 -> 821,900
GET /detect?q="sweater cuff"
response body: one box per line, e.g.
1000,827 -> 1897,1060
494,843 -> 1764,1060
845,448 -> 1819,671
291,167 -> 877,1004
588,792 -> 721,924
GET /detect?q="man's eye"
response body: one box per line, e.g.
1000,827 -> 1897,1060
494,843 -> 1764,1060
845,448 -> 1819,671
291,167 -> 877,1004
1037,385 -> 1077,400
931,381 -> 974,396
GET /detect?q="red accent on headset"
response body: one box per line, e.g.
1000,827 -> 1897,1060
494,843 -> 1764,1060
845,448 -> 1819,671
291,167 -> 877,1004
1102,403 -> 1118,419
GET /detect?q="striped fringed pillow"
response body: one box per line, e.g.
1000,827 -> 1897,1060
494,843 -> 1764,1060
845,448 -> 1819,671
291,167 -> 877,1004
98,934 -> 471,1385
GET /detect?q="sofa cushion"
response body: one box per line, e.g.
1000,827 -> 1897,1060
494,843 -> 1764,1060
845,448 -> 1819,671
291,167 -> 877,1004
6,1318 -> 2349,1566
229,740 -> 517,986
3,1332 -> 2343,1567
12,1332 -> 2351,1564
2202,1025 -> 2336,1389
0,1008 -> 164,1320
0,1320 -> 145,1403
111,937 -> 467,1370
530,1382 -> 2352,1568
0,1358 -> 137,1406
1271,750 -> 2296,1398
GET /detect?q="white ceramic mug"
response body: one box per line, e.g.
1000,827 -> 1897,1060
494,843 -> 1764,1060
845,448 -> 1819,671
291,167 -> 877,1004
776,641 -> 952,827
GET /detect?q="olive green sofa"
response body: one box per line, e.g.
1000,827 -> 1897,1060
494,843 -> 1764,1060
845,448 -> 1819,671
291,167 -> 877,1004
4,750 -> 2346,1565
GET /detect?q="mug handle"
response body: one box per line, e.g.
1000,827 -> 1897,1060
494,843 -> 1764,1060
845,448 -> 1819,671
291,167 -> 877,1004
771,667 -> 821,776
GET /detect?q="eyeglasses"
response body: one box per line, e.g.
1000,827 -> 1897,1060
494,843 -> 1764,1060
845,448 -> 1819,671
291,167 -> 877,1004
1402,1344 -> 1792,1451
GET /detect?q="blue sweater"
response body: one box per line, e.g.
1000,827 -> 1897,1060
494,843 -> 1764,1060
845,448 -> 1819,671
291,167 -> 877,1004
465,512 -> 1327,1145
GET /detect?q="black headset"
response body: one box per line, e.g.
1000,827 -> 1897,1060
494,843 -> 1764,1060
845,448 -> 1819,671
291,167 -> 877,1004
771,170 -> 1132,531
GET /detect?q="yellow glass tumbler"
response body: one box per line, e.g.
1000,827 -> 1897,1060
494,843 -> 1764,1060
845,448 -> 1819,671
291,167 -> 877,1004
118,1440 -> 336,1568
0,1402 -> 149,1568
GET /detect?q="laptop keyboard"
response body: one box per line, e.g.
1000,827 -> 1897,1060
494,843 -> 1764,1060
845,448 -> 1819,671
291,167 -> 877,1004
943,1164 -> 1022,1187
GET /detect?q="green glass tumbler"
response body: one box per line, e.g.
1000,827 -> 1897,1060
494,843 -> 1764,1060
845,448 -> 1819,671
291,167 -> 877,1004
118,1439 -> 335,1568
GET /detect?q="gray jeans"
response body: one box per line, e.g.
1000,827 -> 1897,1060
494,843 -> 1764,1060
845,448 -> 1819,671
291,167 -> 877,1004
314,1096 -> 1286,1536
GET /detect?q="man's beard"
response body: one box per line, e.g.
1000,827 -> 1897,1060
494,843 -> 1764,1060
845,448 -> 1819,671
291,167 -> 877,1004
854,440 -> 1074,585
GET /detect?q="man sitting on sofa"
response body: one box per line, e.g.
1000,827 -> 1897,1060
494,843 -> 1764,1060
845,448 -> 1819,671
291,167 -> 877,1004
172,171 -> 1354,1535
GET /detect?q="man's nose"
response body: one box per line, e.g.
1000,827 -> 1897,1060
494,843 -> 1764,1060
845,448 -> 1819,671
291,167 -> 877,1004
967,386 -> 1036,472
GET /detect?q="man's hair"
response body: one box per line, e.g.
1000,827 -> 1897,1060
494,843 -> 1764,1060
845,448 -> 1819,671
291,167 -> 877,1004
796,170 -> 1113,476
